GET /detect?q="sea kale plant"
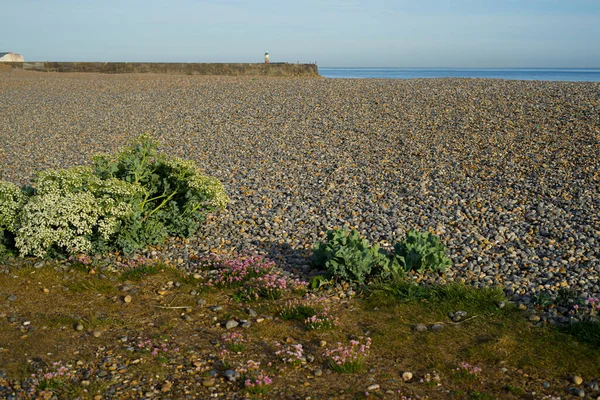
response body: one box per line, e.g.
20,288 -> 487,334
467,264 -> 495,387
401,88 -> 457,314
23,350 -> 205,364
311,228 -> 396,283
311,228 -> 451,283
0,134 -> 228,258
392,229 -> 452,273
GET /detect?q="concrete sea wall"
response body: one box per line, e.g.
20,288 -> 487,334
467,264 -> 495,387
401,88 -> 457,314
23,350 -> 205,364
2,62 -> 319,77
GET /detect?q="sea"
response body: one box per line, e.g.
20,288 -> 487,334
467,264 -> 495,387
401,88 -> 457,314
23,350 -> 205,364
319,68 -> 600,82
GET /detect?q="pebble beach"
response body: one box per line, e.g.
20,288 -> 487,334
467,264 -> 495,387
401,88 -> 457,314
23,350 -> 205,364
1,69 -> 599,306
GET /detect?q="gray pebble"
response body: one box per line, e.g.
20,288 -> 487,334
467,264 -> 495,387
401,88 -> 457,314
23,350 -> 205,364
223,369 -> 240,382
224,320 -> 239,329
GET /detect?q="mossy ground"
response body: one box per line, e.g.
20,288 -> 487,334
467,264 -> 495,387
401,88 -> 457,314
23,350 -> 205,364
1,259 -> 599,399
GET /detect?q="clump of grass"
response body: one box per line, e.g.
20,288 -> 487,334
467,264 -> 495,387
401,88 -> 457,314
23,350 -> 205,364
367,279 -> 508,316
234,273 -> 307,302
278,299 -> 319,321
117,257 -> 162,281
119,263 -> 161,281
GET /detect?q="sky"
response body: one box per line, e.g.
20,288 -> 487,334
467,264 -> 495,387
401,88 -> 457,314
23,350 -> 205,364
1,0 -> 599,68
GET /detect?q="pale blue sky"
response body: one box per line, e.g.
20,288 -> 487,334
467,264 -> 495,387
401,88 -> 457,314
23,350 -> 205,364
1,0 -> 599,67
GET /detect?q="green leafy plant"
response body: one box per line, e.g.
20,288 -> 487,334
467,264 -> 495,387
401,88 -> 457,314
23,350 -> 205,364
92,134 -> 228,249
0,134 -> 228,258
312,229 -> 395,283
393,229 -> 452,273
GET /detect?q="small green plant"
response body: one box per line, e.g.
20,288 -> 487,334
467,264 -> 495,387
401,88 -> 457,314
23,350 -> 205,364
305,310 -> 336,330
556,287 -> 580,308
323,337 -> 371,373
221,332 -> 250,353
244,373 -> 272,397
453,362 -> 482,382
393,229 -> 452,273
309,275 -> 331,290
278,299 -> 319,321
312,229 -> 395,283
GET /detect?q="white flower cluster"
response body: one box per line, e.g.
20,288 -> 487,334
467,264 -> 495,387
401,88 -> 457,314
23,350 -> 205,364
164,157 -> 229,211
0,181 -> 25,232
14,167 -> 143,258
1,135 -> 229,259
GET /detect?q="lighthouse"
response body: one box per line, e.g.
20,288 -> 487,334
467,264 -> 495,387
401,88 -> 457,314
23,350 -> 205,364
264,50 -> 269,64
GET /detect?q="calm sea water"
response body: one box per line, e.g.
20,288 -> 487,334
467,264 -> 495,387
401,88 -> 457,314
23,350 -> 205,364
319,68 -> 600,82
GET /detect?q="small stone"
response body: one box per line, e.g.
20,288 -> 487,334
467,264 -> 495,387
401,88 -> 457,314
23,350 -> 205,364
497,301 -> 506,308
197,298 -> 206,305
225,320 -> 239,329
518,304 -> 528,310
193,273 -> 202,279
529,314 -> 541,322
306,354 -> 315,363
585,381 -> 599,391
402,371 -> 413,381
572,376 -> 583,385
81,380 -> 90,386
209,305 -> 223,312
182,315 -> 193,322
450,311 -> 468,322
256,317 -> 265,323
161,381 -> 172,392
223,369 -> 240,382
190,289 -> 198,295
202,378 -> 215,387
43,288 -> 50,294
34,261 -> 45,269
568,387 -> 585,397
6,295 -> 16,302
413,324 -> 428,332
241,321 -> 251,328
248,308 -> 258,317
542,381 -> 550,389
75,323 -> 84,331
93,330 -> 102,338
319,340 -> 327,347
314,369 -> 323,377
367,384 -> 380,391
123,295 -> 132,303
431,323 -> 444,331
